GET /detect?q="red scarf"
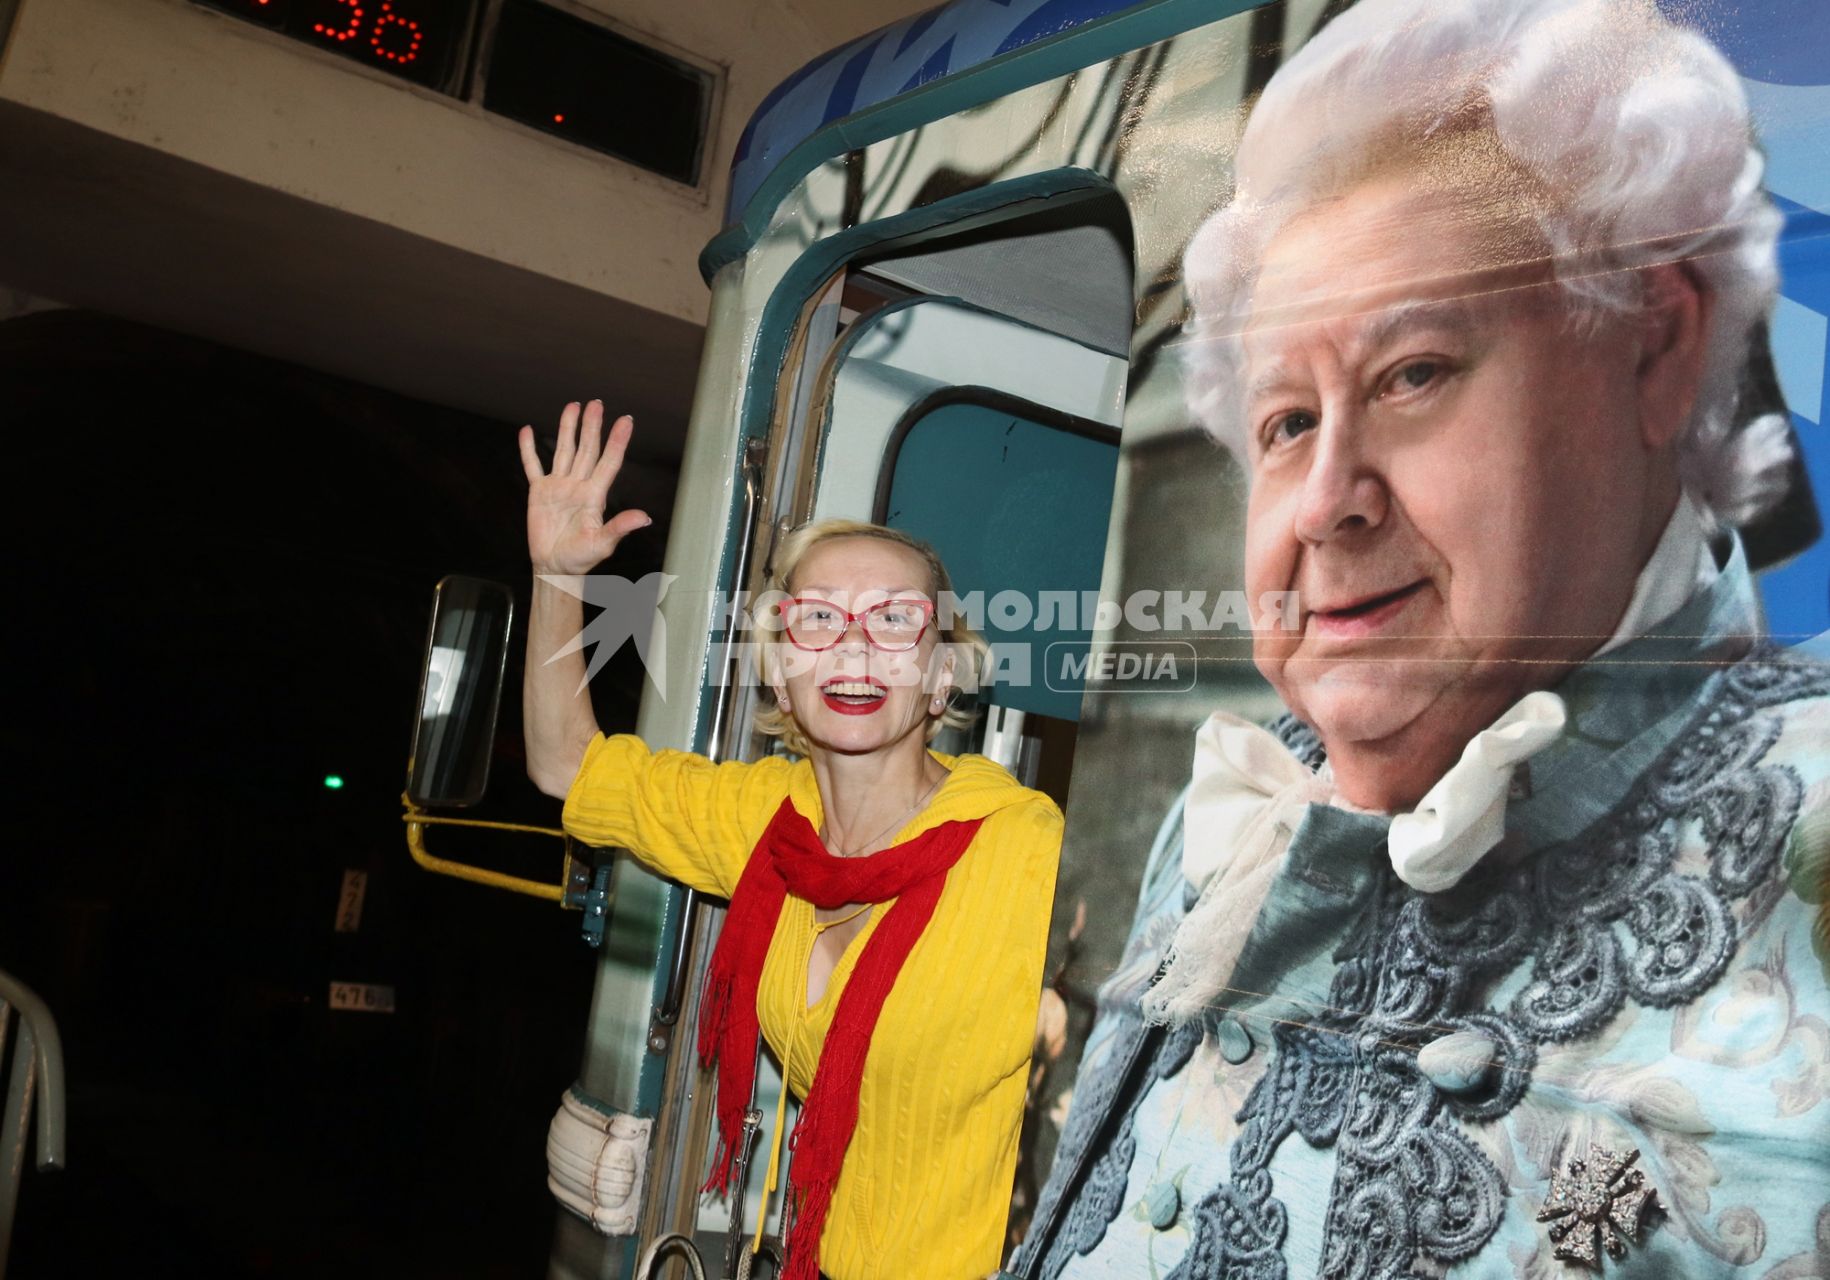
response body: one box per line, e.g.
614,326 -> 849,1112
698,795 -> 983,1280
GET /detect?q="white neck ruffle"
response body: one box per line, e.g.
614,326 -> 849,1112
1146,491 -> 1715,1027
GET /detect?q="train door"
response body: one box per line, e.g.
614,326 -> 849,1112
589,190 -> 1135,1275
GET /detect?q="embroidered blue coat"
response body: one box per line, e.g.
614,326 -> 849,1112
1016,542 -> 1830,1279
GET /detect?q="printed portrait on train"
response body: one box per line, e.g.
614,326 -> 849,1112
1015,0 -> 1830,1275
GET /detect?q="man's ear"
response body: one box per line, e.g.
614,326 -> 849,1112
1636,261 -> 1712,451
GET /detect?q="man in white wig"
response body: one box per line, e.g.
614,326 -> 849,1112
1011,0 -> 1829,1276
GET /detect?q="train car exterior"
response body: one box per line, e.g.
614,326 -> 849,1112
543,1 -> 1830,1276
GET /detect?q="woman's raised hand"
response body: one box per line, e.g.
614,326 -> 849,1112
519,400 -> 652,577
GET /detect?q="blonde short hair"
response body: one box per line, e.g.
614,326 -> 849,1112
1181,0 -> 1790,527
753,519 -> 989,757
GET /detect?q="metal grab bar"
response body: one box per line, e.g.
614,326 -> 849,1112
737,1240 -> 783,1280
401,794 -> 569,902
722,1106 -> 765,1277
634,1232 -> 780,1280
635,1233 -> 707,1280
656,439 -> 767,1026
653,898 -> 698,1026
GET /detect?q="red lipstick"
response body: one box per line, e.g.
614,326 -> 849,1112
819,676 -> 887,716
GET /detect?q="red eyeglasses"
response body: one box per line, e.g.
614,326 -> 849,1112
780,597 -> 934,651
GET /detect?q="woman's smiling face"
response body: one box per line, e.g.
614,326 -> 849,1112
771,536 -> 946,758
1238,172 -> 1686,808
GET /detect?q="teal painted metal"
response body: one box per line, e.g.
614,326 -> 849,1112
564,861 -> 615,950
699,0 -> 1268,281
883,398 -> 1119,721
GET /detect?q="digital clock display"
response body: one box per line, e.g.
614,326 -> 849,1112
195,0 -> 713,185
196,0 -> 472,90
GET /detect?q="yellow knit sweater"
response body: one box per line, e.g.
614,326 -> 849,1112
562,733 -> 1063,1280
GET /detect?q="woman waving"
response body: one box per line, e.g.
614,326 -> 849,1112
520,400 -> 1062,1280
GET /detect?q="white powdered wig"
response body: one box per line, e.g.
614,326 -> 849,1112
1181,0 -> 1791,527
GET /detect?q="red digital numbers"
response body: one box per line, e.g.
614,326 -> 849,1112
310,0 -> 421,66
200,0 -> 461,90
311,0 -> 362,43
370,4 -> 424,65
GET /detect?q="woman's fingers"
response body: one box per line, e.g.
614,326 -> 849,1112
593,507 -> 653,558
552,400 -> 581,473
591,413 -> 635,493
517,425 -> 545,483
573,400 -> 605,477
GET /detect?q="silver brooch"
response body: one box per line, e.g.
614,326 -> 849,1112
1536,1143 -> 1660,1268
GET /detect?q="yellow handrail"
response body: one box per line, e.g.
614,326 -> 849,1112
402,794 -> 569,902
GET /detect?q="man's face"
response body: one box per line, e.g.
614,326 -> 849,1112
1239,173 -> 1673,809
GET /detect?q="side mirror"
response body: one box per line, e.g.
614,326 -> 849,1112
407,575 -> 515,808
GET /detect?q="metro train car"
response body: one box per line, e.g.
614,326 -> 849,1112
403,0 -> 1830,1276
